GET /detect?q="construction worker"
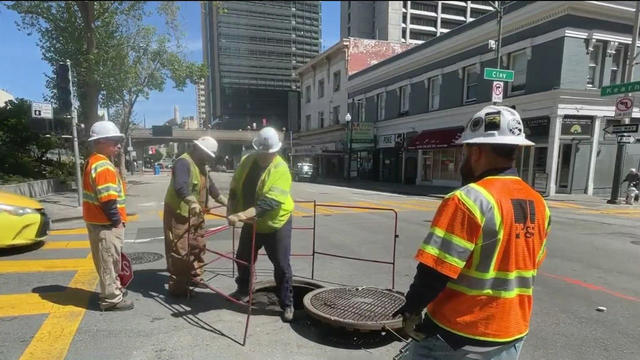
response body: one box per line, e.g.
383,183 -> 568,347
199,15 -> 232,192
227,127 -> 295,322
394,105 -> 551,359
82,120 -> 133,311
163,136 -> 227,297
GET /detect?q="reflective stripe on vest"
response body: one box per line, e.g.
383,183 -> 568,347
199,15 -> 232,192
425,174 -> 549,342
82,153 -> 126,224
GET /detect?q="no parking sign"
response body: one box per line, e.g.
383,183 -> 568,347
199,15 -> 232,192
492,81 -> 503,103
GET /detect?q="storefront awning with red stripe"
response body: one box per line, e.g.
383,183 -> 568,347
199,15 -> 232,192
407,126 -> 464,150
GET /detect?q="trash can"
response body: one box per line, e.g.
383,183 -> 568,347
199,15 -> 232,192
154,164 -> 160,175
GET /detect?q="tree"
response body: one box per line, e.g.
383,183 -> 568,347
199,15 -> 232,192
0,99 -> 62,181
7,1 -> 207,179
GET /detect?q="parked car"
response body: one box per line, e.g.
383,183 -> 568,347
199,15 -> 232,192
293,162 -> 315,182
0,191 -> 50,248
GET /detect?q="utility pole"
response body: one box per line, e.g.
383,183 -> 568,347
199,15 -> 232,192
492,1 -> 504,106
608,0 -> 640,204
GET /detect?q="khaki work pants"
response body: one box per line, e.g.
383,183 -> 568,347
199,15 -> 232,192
163,205 -> 206,295
86,223 -> 125,309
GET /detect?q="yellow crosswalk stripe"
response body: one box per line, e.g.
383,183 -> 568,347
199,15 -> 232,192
50,228 -> 87,235
42,241 -> 89,249
0,258 -> 94,273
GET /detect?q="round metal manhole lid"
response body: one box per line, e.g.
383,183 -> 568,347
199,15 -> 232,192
303,287 -> 405,331
127,251 -> 164,265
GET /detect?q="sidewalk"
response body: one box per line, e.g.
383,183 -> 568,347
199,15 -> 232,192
314,178 -> 456,198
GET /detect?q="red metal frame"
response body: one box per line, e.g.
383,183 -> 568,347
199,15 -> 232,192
186,200 -> 399,345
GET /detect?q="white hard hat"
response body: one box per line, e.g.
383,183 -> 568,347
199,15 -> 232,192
252,127 -> 282,153
193,136 -> 218,158
88,120 -> 124,142
457,105 -> 534,146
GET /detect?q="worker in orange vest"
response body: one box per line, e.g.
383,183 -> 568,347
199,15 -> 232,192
82,121 -> 133,311
394,106 -> 551,359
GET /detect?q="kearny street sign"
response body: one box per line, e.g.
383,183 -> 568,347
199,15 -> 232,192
601,81 -> 640,96
483,68 -> 514,82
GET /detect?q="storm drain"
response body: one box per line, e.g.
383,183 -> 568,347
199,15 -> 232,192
303,287 -> 405,331
127,251 -> 164,265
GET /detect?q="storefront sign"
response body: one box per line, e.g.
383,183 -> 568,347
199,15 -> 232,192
523,117 -> 550,138
348,122 -> 375,144
377,134 -> 396,148
561,117 -> 593,137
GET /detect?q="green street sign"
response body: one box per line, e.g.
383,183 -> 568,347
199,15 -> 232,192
484,68 -> 514,82
600,81 -> 640,96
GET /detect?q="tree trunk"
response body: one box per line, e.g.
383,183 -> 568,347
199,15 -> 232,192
77,1 -> 100,130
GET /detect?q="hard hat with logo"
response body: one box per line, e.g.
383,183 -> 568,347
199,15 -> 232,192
88,120 -> 125,142
457,105 -> 534,146
193,136 -> 218,159
252,127 -> 282,153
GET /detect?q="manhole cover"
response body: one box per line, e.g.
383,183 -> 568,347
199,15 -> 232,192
127,251 -> 164,265
631,241 -> 640,246
303,287 -> 404,331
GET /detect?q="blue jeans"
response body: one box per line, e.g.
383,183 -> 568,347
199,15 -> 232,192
395,336 -> 525,360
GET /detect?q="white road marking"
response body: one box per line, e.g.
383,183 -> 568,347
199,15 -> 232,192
125,236 -> 163,243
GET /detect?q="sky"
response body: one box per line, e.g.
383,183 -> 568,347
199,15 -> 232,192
0,1 -> 341,127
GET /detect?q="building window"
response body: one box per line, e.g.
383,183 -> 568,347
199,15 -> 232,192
441,20 -> 464,30
429,76 -> 440,111
305,85 -> 311,103
410,17 -> 437,28
509,50 -> 528,94
318,111 -> 325,128
318,79 -> 325,98
305,114 -> 311,130
411,2 -> 436,13
441,5 -> 467,18
333,105 -> 340,124
464,65 -> 479,103
377,92 -> 385,120
333,71 -> 341,92
411,31 -> 436,42
587,42 -> 603,87
400,85 -> 410,114
610,45 -> 625,85
357,100 -> 365,122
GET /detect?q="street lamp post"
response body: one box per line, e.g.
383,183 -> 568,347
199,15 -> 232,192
345,113 -> 352,181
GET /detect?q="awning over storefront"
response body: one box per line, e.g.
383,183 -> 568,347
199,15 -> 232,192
407,126 -> 464,150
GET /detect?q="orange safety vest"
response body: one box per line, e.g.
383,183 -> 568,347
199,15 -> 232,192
82,153 -> 127,225
415,172 -> 550,342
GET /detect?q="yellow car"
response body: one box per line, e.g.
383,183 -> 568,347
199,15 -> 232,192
0,191 -> 50,248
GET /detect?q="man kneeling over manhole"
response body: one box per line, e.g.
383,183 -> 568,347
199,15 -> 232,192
393,106 -> 550,359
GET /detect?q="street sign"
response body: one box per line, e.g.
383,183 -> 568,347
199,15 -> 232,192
617,135 -> 636,144
614,96 -> 634,119
484,68 -> 514,82
492,81 -> 503,102
31,102 -> 53,119
601,80 -> 640,96
603,123 -> 639,134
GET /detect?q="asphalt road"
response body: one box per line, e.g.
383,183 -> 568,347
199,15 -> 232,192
1,172 -> 639,360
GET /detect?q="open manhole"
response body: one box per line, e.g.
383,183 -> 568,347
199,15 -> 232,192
246,278 -> 324,312
303,287 -> 405,331
127,251 -> 164,265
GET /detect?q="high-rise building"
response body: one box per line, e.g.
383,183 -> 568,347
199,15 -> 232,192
201,1 -> 321,131
196,79 -> 206,128
341,1 -> 493,44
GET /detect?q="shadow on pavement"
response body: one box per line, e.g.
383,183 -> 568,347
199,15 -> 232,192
0,241 -> 45,257
126,268 -> 251,345
32,284 -> 100,311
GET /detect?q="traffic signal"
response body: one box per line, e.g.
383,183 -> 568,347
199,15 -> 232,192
56,62 -> 73,114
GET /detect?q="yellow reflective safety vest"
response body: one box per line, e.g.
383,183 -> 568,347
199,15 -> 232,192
228,153 -> 294,233
164,153 -> 205,218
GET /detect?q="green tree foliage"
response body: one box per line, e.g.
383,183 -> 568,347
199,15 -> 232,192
0,99 -> 72,183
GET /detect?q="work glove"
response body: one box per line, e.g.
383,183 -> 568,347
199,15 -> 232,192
228,207 -> 257,226
392,305 -> 427,342
215,195 -> 228,207
185,195 -> 202,218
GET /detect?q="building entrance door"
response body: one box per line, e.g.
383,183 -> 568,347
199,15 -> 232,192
556,143 -> 575,193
